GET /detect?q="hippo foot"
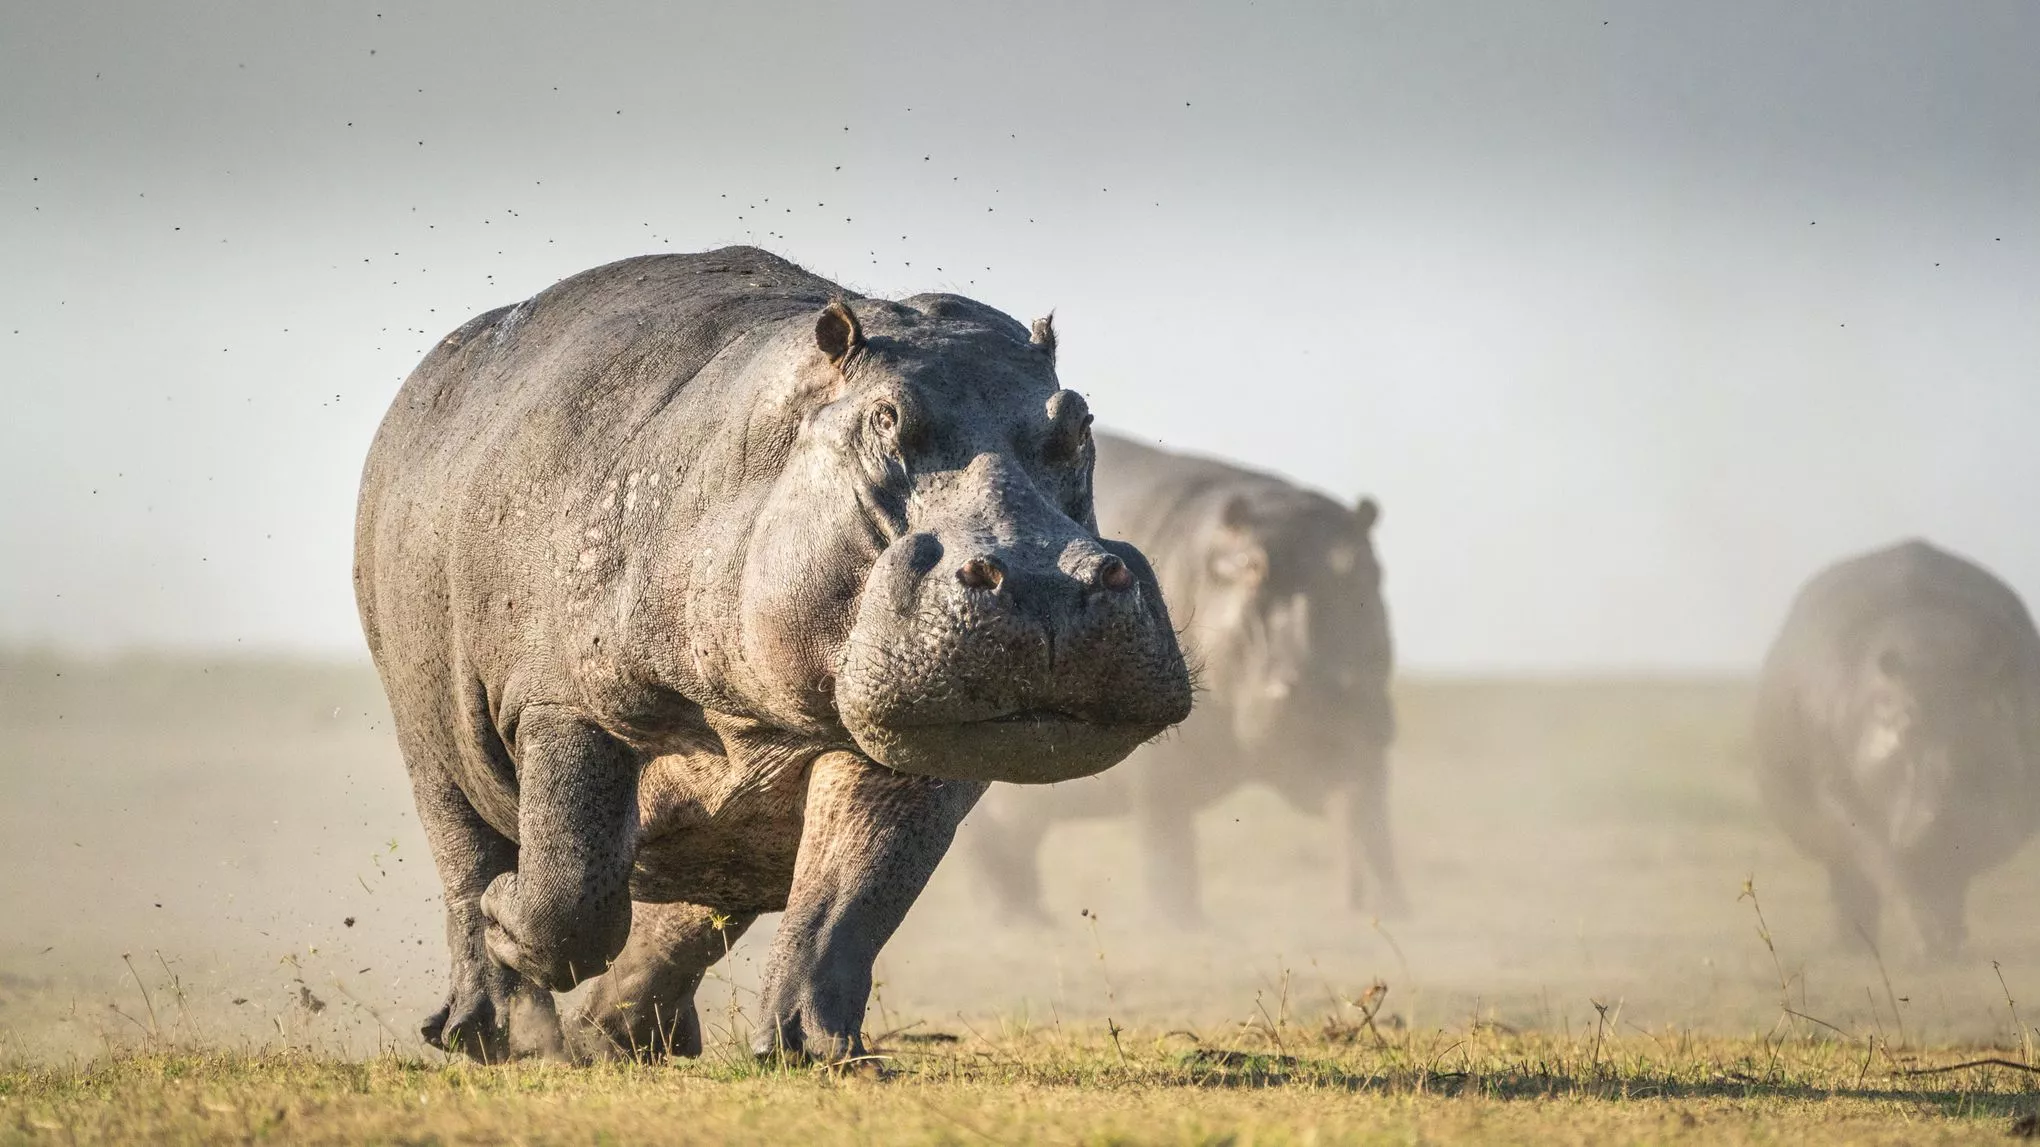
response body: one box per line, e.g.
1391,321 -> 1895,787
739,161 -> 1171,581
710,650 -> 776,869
754,1043 -> 893,1077
823,1055 -> 898,1079
751,1009 -> 865,1068
422,961 -> 565,1063
569,997 -> 703,1063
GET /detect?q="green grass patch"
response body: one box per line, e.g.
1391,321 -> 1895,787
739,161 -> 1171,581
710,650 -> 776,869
6,1028 -> 2040,1145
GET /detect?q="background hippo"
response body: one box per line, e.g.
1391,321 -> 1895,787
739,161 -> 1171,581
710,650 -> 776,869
353,247 -> 1191,1061
1756,539 -> 2040,960
964,433 -> 1401,925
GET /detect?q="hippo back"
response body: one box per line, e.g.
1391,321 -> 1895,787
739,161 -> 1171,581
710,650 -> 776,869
355,248 -> 841,669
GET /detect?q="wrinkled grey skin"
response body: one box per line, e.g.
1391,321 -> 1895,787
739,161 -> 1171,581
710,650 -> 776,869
963,434 -> 1400,925
353,248 -> 1191,1062
1756,539 -> 2040,961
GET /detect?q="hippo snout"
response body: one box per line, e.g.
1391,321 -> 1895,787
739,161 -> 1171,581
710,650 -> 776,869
836,529 -> 1191,783
946,540 -> 1142,609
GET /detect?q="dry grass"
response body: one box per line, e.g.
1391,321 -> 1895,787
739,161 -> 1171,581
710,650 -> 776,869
6,1029 -> 2040,1145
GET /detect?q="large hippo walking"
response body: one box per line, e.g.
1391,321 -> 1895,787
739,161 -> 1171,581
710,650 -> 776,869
354,248 -> 1191,1061
1756,539 -> 2040,959
964,434 -> 1401,924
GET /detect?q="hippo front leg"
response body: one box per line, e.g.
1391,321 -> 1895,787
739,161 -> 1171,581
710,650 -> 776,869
479,707 -> 639,991
1327,769 -> 1409,918
754,752 -> 986,1063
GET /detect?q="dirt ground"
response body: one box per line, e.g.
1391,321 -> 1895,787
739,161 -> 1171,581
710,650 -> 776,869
8,651 -> 2040,1069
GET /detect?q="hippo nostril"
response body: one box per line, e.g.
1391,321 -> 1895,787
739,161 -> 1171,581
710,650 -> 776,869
957,556 -> 1004,592
1097,555 -> 1134,592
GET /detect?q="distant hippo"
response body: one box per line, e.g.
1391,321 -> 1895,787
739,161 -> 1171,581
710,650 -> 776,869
353,248 -> 1191,1062
963,434 -> 1401,924
1756,540 -> 2040,959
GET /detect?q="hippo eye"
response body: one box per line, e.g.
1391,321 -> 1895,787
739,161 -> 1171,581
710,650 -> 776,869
868,402 -> 899,437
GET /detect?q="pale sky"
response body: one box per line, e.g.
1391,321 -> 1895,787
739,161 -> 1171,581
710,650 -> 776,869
3,1 -> 2035,671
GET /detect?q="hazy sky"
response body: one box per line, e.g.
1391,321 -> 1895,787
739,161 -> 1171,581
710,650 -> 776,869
3,1 -> 2035,671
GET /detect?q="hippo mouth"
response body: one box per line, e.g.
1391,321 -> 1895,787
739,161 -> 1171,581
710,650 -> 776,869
846,708 -> 1171,784
983,707 -> 1084,724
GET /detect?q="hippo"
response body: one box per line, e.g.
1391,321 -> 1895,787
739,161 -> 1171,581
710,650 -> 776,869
352,247 -> 1191,1062
963,433 -> 1401,925
1756,539 -> 2040,959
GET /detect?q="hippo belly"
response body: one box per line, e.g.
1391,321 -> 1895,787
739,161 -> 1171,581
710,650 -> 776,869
629,747 -> 810,913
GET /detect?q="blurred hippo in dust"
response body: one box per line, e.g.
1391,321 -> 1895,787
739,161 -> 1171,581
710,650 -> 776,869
354,247 -> 1192,1062
964,433 -> 1402,925
1757,539 -> 2040,960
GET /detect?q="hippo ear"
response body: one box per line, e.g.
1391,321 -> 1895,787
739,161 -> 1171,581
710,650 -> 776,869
1029,312 -> 1056,363
815,300 -> 865,367
1355,496 -> 1380,533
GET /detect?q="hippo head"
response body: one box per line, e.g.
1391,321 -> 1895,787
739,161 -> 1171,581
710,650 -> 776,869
1191,489 -> 1394,768
734,296 -> 1191,783
1851,609 -> 2036,955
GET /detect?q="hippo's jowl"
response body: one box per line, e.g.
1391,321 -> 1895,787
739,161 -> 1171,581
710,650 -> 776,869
353,248 -> 1191,1061
1756,540 -> 2040,959
965,434 -> 1401,924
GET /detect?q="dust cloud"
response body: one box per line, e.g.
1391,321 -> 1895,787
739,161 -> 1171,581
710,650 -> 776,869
10,656 -> 2040,1061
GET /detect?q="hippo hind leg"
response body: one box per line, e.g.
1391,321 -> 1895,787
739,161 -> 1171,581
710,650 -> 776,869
1326,772 -> 1410,919
400,720 -> 563,1062
1826,859 -> 1881,953
1898,862 -> 1971,964
570,901 -> 757,1062
1134,797 -> 1206,928
959,802 -> 1056,926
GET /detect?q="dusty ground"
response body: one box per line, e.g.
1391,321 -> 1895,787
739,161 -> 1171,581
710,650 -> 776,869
6,654 -> 2040,1141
